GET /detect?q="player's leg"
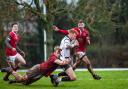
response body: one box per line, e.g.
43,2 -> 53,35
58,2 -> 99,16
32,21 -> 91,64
1,67 -> 11,81
9,64 -> 43,85
3,73 -> 10,81
1,67 -> 25,83
61,66 -> 76,81
9,71 -> 28,84
81,55 -> 101,80
72,59 -> 81,70
23,64 -> 43,85
12,71 -> 24,81
58,71 -> 68,77
51,67 -> 76,87
50,66 -> 76,87
15,53 -> 26,70
58,56 -> 76,77
2,58 -> 16,81
72,53 -> 82,70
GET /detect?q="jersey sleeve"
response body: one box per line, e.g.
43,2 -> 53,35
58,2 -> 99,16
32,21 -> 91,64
51,56 -> 57,63
9,32 -> 14,38
58,29 -> 69,35
5,36 -> 12,49
5,32 -> 14,49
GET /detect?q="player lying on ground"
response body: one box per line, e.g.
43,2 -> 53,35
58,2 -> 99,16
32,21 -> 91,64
1,46 -> 70,86
53,20 -> 101,80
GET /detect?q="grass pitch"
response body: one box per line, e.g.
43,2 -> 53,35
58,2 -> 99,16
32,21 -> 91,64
0,70 -> 127,89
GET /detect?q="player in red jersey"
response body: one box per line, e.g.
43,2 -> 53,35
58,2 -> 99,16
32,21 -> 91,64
53,20 -> 101,80
3,23 -> 26,81
2,46 -> 71,86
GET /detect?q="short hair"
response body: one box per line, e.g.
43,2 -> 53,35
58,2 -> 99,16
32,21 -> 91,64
68,29 -> 78,35
54,46 -> 61,51
11,22 -> 18,27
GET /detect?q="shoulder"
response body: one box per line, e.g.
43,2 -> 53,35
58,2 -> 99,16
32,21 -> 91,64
62,36 -> 70,41
49,54 -> 57,60
9,31 -> 15,37
63,36 -> 70,42
71,27 -> 78,31
9,31 -> 14,35
84,28 -> 89,34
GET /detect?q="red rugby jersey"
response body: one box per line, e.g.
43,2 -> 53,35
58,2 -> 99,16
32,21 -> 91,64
5,31 -> 19,56
39,53 -> 58,77
58,27 -> 89,52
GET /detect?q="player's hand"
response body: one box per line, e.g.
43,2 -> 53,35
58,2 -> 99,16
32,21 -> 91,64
12,48 -> 16,52
86,37 -> 90,45
64,59 -> 71,64
52,25 -> 59,31
74,40 -> 79,47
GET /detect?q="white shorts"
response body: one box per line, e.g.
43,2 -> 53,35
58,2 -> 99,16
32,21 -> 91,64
7,53 -> 18,63
60,56 -> 71,61
77,52 -> 86,59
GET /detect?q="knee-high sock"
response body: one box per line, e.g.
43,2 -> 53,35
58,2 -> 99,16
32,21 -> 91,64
61,76 -> 71,81
58,72 -> 68,77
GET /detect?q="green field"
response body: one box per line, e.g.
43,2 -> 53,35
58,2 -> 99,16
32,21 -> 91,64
0,71 -> 128,89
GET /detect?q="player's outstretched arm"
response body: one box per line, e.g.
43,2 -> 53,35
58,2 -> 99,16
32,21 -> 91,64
52,25 -> 69,35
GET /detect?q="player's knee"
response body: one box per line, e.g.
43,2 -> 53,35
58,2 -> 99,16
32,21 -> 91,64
22,60 -> 26,65
83,58 -> 91,66
70,76 -> 76,81
20,61 -> 26,66
87,63 -> 91,67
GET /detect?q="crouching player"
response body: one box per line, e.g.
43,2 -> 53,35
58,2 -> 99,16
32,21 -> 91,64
2,46 -> 70,86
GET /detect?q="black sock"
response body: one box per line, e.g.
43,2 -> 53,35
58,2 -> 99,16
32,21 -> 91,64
58,72 -> 68,77
14,66 -> 20,71
61,76 -> 71,81
73,67 -> 76,70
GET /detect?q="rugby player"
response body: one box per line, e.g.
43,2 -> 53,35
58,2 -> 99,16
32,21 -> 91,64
52,20 -> 101,80
1,46 -> 70,86
50,29 -> 79,86
3,22 -> 26,81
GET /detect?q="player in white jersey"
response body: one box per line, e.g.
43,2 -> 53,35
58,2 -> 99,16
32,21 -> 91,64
50,30 -> 78,86
51,30 -> 79,84
60,36 -> 78,61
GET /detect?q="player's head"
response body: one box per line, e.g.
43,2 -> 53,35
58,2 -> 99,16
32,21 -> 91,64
11,22 -> 19,33
54,46 -> 62,57
77,20 -> 85,28
68,29 -> 77,40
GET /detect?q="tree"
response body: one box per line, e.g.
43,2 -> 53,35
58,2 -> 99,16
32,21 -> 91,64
14,0 -> 76,60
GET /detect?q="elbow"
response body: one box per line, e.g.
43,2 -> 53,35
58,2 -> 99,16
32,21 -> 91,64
5,38 -> 9,45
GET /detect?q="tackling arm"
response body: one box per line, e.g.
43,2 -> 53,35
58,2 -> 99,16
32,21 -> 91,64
54,59 -> 70,65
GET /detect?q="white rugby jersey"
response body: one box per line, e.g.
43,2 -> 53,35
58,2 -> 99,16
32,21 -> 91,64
60,36 -> 74,60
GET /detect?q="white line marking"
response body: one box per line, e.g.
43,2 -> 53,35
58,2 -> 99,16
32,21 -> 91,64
16,68 -> 128,72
